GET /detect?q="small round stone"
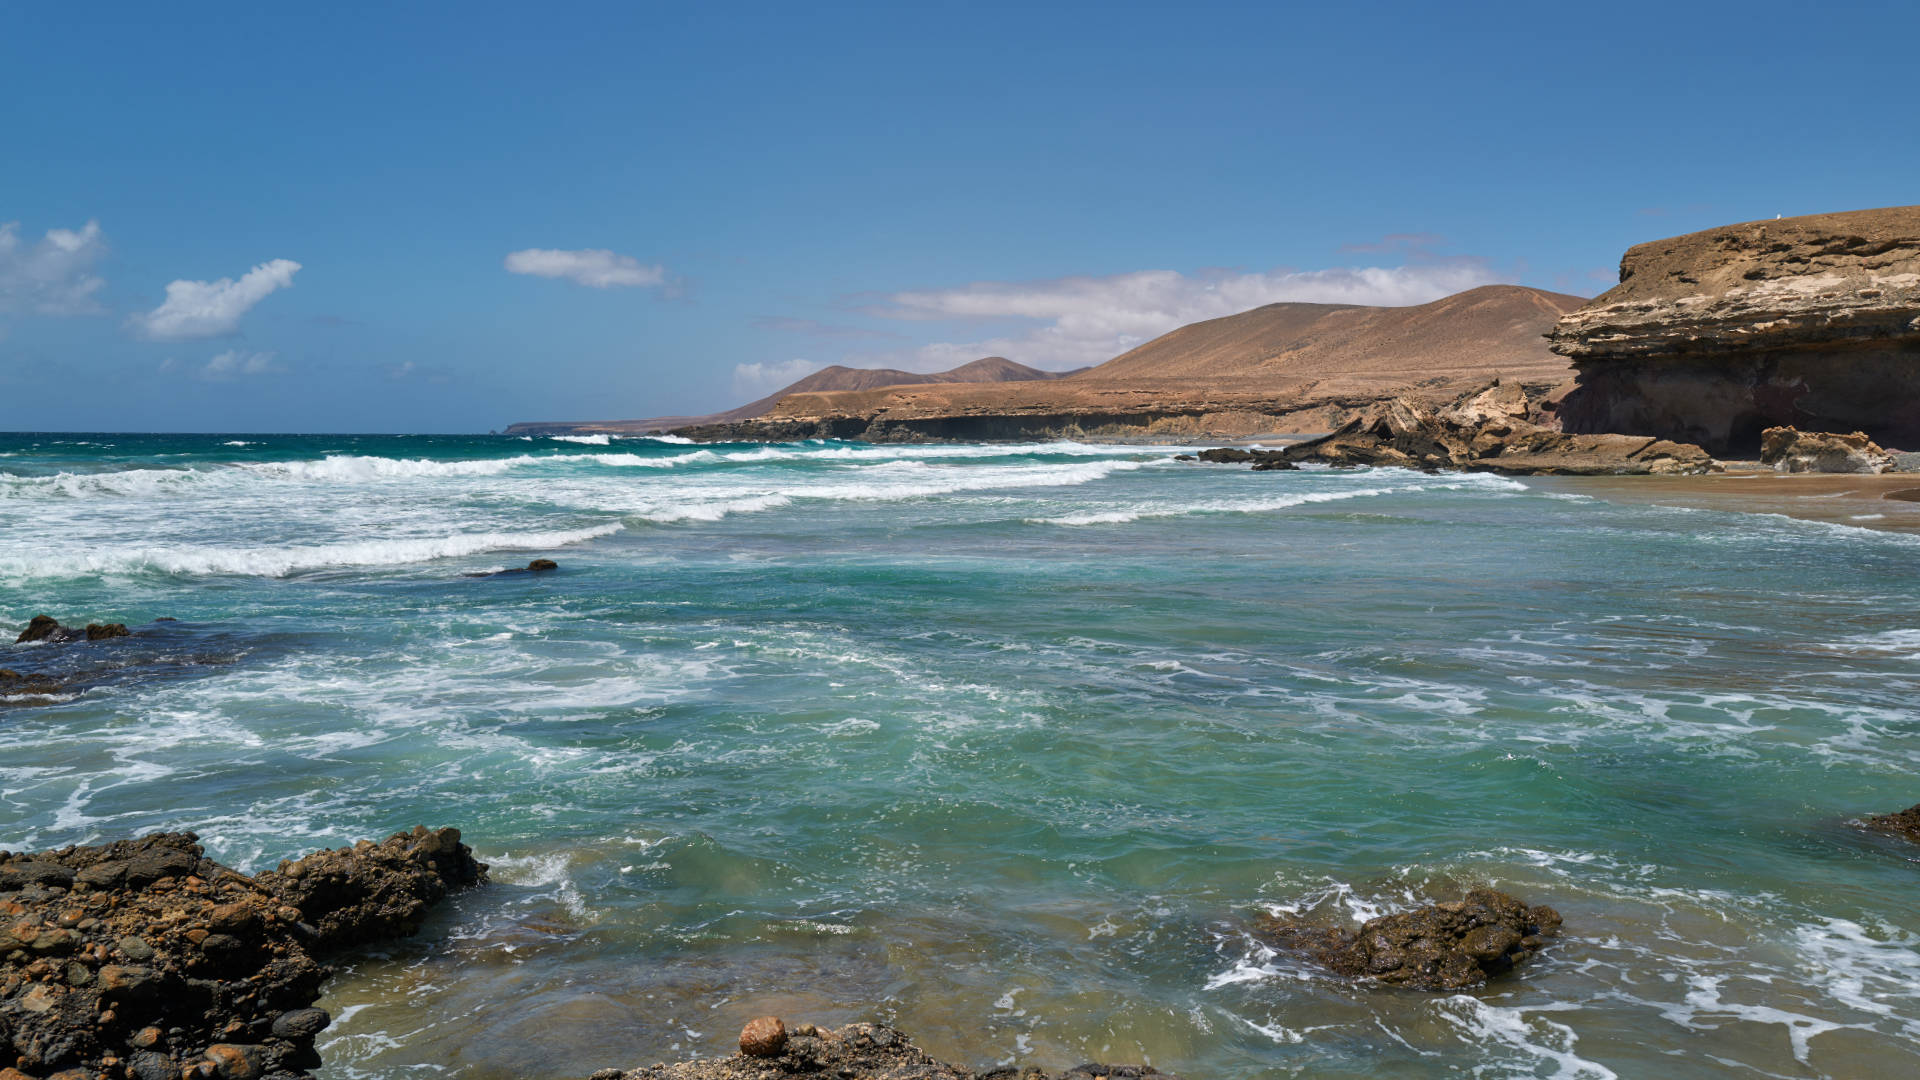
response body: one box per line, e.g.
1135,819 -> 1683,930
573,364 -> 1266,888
739,1015 -> 787,1057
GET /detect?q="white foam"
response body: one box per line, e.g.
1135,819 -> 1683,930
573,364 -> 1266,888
0,522 -> 622,579
1434,997 -> 1618,1079
548,434 -> 611,445
245,455 -> 538,481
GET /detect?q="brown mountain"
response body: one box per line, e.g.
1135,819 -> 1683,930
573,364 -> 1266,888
690,284 -> 1589,442
1085,284 -> 1586,383
503,356 -> 1071,435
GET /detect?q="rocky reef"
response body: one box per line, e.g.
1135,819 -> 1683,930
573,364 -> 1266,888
1198,383 -> 1714,475
0,827 -> 484,1080
1549,206 -> 1920,453
588,1021 -> 1181,1080
1255,889 -> 1562,991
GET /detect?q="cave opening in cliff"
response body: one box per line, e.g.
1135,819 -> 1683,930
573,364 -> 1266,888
1725,412 -> 1770,456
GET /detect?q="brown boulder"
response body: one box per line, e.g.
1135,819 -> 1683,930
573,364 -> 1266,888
739,1016 -> 787,1057
1759,427 -> 1898,473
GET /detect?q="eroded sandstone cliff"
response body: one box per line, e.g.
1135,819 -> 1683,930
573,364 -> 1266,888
1549,207 -> 1920,453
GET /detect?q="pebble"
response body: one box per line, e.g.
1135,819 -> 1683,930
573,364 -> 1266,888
739,1015 -> 788,1057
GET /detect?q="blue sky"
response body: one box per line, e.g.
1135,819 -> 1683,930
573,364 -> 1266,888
3,1 -> 1915,432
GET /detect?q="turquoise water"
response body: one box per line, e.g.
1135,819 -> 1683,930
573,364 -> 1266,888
3,433 -> 1918,1079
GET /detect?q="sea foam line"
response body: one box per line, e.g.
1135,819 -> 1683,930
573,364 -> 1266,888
0,522 -> 623,580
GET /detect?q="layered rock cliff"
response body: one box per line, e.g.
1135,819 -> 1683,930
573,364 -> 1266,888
1549,207 -> 1920,453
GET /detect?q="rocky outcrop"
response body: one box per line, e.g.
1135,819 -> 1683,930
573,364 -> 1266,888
587,1022 -> 1181,1080
13,617 -> 131,646
1256,889 -> 1562,991
0,828 -> 485,1080
1549,206 -> 1920,453
1759,427 -> 1898,473
1861,803 -> 1920,844
1207,383 -> 1714,475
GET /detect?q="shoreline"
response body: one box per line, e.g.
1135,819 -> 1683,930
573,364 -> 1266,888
1518,469 -> 1920,534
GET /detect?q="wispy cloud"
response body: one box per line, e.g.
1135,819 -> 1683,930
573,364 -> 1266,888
732,358 -> 822,398
504,247 -> 665,288
860,262 -> 1502,371
199,349 -> 284,379
130,259 -> 301,340
0,219 -> 108,317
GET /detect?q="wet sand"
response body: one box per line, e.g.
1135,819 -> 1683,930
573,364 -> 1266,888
1526,469 -> 1920,533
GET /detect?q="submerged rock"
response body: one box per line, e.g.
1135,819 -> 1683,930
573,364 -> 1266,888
588,1022 -> 1181,1080
1256,889 -> 1562,990
1759,427 -> 1898,473
1549,206 -> 1920,453
0,669 -> 66,705
0,828 -> 485,1080
464,558 -> 561,578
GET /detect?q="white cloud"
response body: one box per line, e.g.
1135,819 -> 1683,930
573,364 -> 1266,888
504,248 -> 665,288
732,358 -> 822,398
200,349 -> 284,379
0,219 -> 108,316
131,258 -> 301,340
865,263 -> 1503,371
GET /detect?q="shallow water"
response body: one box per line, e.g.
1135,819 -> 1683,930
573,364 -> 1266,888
2,432 -> 1917,1079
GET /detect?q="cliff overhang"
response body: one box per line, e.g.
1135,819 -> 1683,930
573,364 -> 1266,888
1548,207 -> 1920,453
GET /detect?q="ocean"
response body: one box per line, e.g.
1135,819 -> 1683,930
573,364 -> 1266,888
2,432 -> 1917,1079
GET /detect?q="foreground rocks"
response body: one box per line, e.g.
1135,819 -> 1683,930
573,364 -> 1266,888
0,827 -> 485,1080
1256,889 -> 1562,990
1550,206 -> 1920,453
589,1022 -> 1181,1080
1200,383 -> 1715,475
1759,427 -> 1898,473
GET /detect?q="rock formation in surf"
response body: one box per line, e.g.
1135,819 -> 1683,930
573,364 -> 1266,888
1255,889 -> 1561,991
1202,382 -> 1714,475
0,827 -> 484,1080
1548,206 -> 1920,454
13,616 -> 131,645
587,1021 -> 1182,1080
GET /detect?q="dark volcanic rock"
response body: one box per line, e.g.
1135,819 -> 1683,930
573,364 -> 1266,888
588,1022 -> 1182,1080
254,825 -> 487,951
13,617 -> 71,645
1862,803 -> 1920,844
1550,206 -> 1920,453
13,616 -> 136,646
1257,889 -> 1561,990
1759,427 -> 1897,473
0,828 -> 484,1080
